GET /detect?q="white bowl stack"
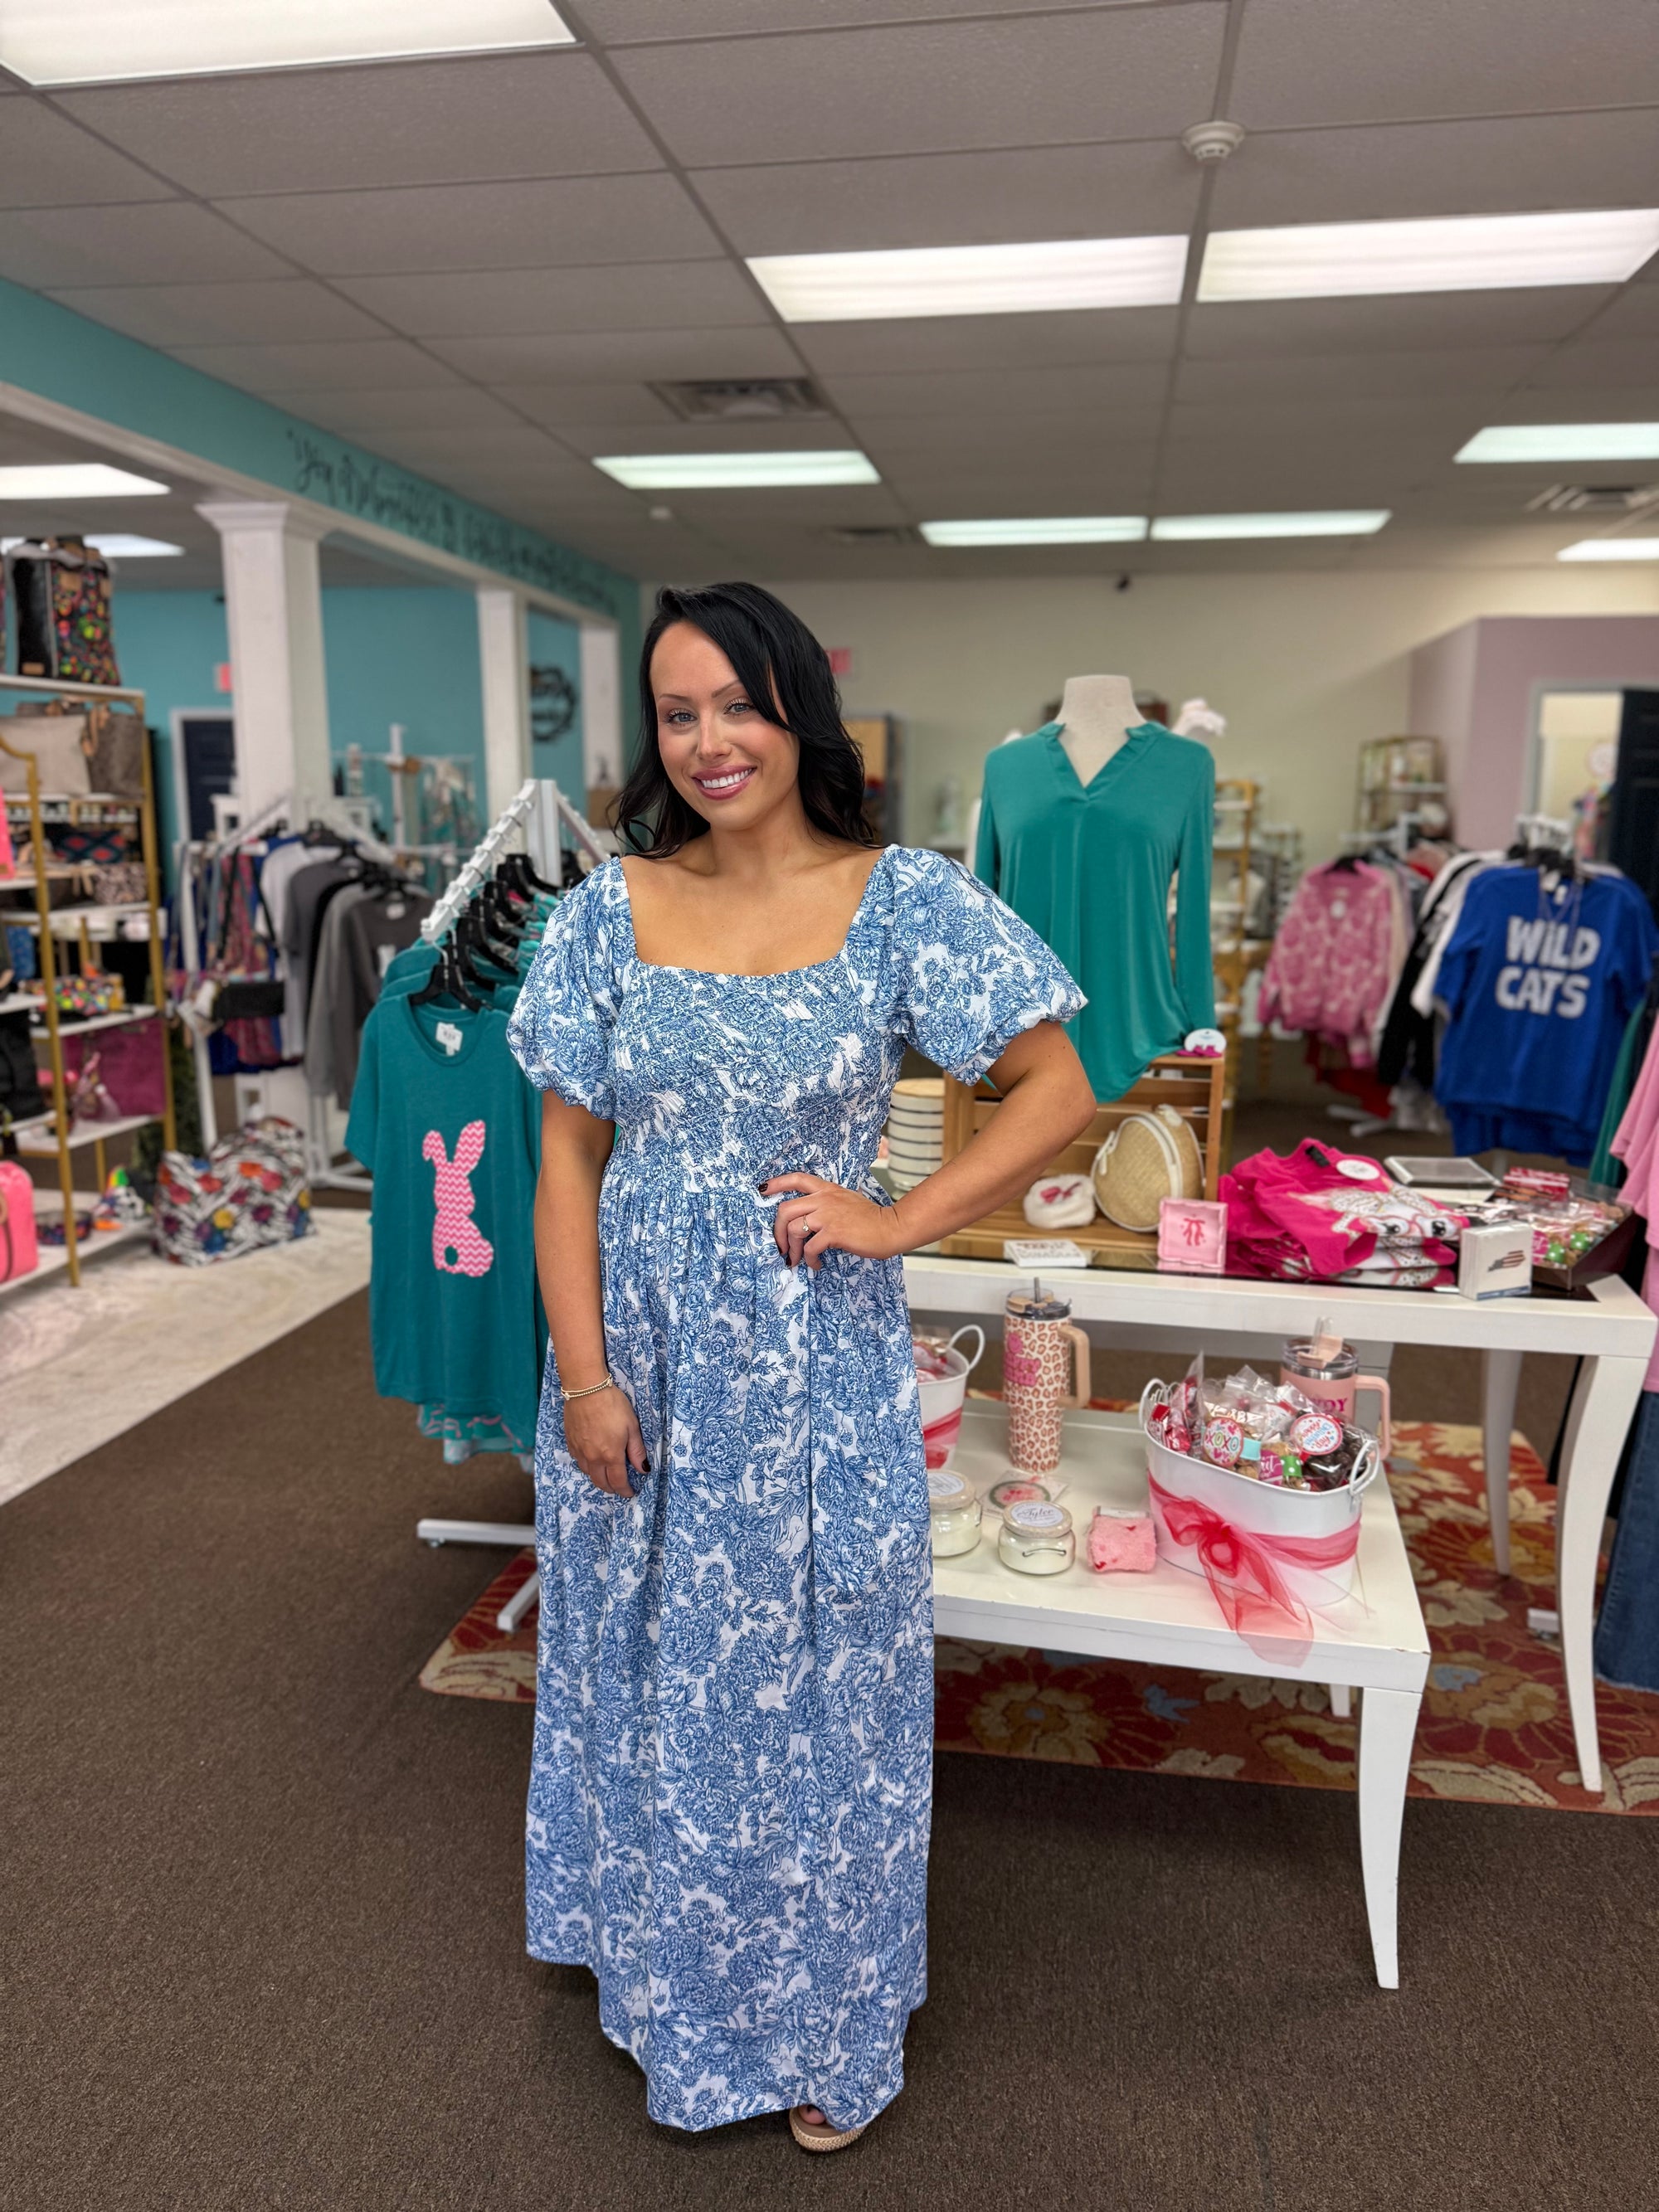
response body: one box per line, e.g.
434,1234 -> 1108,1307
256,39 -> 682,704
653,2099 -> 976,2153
883,1077 -> 945,1191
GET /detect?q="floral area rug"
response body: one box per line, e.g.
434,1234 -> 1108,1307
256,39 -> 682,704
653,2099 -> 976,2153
417,1419 -> 1659,1814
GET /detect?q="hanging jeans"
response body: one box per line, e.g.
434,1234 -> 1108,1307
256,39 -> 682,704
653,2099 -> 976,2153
1593,1391 -> 1659,1694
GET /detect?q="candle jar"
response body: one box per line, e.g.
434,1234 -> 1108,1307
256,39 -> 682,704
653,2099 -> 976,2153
927,1470 -> 983,1558
997,1499 -> 1076,1576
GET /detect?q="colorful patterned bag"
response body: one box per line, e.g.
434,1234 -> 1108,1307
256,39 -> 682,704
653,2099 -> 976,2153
151,1116 -> 312,1266
7,537 -> 120,686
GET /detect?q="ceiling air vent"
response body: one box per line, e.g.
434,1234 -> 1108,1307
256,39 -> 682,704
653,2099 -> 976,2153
826,525 -> 919,547
1527,483 -> 1659,514
651,377 -> 829,422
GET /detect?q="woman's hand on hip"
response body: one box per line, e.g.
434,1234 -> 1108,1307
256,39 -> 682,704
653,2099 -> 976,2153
762,1173 -> 902,1270
562,1384 -> 649,1498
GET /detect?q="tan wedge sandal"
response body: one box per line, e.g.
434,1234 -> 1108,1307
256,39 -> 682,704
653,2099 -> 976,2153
790,2104 -> 868,2154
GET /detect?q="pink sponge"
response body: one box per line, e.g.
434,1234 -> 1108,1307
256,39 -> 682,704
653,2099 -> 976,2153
1087,1507 -> 1157,1573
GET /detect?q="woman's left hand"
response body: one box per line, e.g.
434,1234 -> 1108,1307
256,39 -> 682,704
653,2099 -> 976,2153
761,1173 -> 903,1270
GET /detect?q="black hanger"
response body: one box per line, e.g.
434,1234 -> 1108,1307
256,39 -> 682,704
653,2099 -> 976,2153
411,937 -> 483,1012
1331,850 -> 1364,873
455,907 -> 518,983
479,878 -> 530,941
499,850 -> 557,897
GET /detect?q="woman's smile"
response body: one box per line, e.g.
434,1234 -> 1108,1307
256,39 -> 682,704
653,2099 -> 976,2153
691,762 -> 757,799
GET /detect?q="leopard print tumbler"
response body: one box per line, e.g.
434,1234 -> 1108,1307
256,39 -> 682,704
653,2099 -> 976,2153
1003,1291 -> 1092,1472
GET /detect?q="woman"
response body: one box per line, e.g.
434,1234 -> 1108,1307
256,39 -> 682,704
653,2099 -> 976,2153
507,582 -> 1094,2151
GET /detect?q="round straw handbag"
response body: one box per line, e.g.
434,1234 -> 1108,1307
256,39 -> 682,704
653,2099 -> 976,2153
1092,1106 -> 1204,1231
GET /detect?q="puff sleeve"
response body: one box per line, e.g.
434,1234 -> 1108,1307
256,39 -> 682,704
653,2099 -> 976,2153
893,849 -> 1085,1085
505,863 -> 623,1118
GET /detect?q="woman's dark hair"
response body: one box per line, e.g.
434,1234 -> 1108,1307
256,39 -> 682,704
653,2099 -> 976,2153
615,581 -> 875,855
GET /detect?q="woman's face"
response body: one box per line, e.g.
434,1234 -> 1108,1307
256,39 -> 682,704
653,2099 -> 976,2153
650,620 -> 799,830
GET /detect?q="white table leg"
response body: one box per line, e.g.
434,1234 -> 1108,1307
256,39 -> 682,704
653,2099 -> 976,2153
1481,1346 -> 1523,1577
1356,1683 -> 1420,1990
1554,1354 -> 1647,1796
1329,1684 -> 1352,1719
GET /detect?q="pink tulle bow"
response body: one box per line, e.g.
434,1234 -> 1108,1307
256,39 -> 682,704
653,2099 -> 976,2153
1148,1474 -> 1362,1666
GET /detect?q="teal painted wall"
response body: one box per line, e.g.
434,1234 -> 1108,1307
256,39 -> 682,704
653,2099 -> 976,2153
323,586 -> 484,839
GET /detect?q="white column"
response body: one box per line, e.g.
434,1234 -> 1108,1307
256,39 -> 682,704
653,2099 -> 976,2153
196,500 -> 331,819
476,586 -> 530,817
578,621 -> 624,793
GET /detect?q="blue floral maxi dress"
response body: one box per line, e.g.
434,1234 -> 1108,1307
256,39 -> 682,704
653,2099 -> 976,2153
505,846 -> 1083,2132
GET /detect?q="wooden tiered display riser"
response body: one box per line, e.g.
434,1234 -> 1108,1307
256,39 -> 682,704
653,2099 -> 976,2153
937,1051 -> 1227,1271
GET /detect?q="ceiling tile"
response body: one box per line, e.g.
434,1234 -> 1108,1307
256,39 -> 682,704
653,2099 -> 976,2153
0,99 -> 177,208
0,200 -> 291,289
355,425 -> 577,471
1229,0 -> 1659,127
335,260 -> 764,338
1515,340 -> 1659,387
423,327 -> 805,382
1184,289 -> 1617,358
1588,285 -> 1659,338
172,338 -> 465,392
494,382 -> 682,429
792,308 -> 1179,376
584,0 -> 1133,33
289,387 -> 527,435
856,412 -> 1165,462
218,173 -> 721,276
53,52 -> 659,197
611,9 -> 1228,163
688,139 -> 1202,256
825,361 -> 1171,419
1167,396 -> 1482,446
46,278 -> 387,349
1173,345 -> 1550,402
1209,109 -> 1659,229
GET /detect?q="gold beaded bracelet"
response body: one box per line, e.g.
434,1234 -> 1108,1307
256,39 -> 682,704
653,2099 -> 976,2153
561,1373 -> 617,1404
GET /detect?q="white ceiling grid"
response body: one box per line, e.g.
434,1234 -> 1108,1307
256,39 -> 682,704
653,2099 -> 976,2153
0,0 -> 1651,581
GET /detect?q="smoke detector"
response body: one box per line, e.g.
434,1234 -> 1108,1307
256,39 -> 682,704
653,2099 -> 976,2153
1182,119 -> 1246,163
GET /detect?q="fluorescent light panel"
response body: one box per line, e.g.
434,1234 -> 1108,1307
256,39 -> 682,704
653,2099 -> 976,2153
1457,423 -> 1659,463
0,0 -> 573,85
1199,207 -> 1659,302
1559,537 -> 1659,562
748,236 -> 1188,323
0,464 -> 169,498
594,451 -> 878,489
1151,512 -> 1391,540
922,518 -> 1147,547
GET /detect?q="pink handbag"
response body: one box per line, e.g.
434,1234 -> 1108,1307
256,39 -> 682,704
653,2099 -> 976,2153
62,1021 -> 167,1117
0,1159 -> 39,1282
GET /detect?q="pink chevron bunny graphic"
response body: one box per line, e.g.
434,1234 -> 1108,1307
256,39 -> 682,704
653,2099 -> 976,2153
423,1121 -> 495,1277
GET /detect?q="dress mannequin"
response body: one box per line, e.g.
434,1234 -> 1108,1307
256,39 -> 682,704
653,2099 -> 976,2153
1057,673 -> 1141,785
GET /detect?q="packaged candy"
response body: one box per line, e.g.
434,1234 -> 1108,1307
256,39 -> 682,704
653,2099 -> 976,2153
1289,1412 -> 1343,1458
1202,1416 -> 1243,1468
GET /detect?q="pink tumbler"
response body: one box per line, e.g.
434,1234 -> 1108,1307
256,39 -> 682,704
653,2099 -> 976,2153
1004,1288 -> 1092,1473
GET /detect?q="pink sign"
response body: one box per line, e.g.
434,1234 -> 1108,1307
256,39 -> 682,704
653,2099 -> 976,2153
827,647 -> 853,677
1158,1196 -> 1227,1274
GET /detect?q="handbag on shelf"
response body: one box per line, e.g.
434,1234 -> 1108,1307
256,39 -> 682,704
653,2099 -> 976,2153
90,862 -> 148,907
0,1009 -> 48,1123
52,972 -> 124,1018
80,703 -> 146,797
7,537 -> 120,687
67,1048 -> 124,1127
64,1023 -> 166,1118
1092,1106 -> 1205,1232
151,1116 -> 311,1266
0,1158 -> 39,1283
0,712 -> 93,797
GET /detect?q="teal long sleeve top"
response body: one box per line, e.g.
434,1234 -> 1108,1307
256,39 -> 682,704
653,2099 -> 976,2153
973,722 -> 1215,1101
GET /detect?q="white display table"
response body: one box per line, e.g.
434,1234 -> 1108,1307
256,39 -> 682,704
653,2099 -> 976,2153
935,1403 -> 1428,1988
907,1257 -> 1656,1797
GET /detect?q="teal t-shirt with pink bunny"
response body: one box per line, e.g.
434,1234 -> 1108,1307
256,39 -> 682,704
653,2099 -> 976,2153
346,992 -> 544,1446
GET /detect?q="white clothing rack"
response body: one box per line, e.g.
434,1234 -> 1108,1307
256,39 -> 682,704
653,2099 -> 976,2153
411,778 -> 601,1618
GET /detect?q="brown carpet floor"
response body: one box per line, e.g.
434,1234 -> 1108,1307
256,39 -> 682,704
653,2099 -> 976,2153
3,1242 -> 1653,2205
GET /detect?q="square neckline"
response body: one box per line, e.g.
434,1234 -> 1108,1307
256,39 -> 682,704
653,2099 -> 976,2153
613,844 -> 892,981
